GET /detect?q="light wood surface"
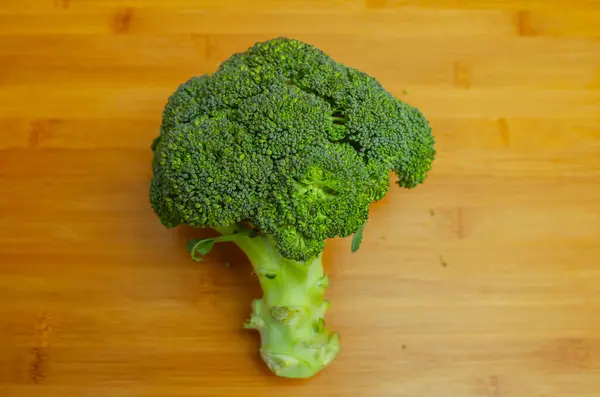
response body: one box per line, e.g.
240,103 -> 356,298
1,1 -> 599,396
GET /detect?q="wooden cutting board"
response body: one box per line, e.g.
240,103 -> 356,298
1,1 -> 599,396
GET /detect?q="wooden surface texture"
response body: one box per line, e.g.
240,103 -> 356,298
1,0 -> 600,396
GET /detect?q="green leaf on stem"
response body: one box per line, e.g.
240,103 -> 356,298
187,238 -> 217,262
351,222 -> 366,253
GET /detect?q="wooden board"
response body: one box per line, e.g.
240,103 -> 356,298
1,1 -> 599,396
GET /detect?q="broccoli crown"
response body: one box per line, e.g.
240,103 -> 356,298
150,37 -> 435,261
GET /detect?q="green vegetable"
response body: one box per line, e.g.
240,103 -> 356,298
351,222 -> 366,253
149,37 -> 435,378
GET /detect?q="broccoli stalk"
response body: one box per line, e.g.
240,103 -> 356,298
189,226 -> 339,378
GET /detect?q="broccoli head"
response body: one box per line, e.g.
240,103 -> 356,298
149,37 -> 435,378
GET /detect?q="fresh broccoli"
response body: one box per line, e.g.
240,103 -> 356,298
149,37 -> 435,378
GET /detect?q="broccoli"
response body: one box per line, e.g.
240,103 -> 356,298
149,37 -> 435,378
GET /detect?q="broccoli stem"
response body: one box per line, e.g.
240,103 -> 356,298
216,227 -> 340,378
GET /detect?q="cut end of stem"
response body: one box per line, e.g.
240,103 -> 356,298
259,331 -> 340,378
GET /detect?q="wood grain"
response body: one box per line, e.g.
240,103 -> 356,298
1,1 -> 599,396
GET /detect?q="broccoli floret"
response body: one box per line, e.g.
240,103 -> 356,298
149,37 -> 435,378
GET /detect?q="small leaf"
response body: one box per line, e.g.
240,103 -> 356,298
186,239 -> 199,254
351,222 -> 366,253
187,238 -> 217,262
